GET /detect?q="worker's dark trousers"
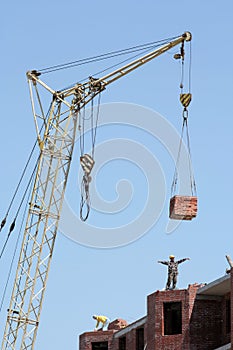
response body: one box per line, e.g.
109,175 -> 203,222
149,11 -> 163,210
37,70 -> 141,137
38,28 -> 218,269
166,273 -> 177,290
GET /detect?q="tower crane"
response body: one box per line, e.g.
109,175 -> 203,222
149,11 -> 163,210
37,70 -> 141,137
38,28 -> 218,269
1,31 -> 192,349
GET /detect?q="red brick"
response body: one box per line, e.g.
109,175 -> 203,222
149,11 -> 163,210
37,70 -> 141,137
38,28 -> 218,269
108,319 -> 128,330
169,195 -> 198,220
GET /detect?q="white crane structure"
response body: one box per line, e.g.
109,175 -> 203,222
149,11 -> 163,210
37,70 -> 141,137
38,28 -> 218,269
1,32 -> 192,349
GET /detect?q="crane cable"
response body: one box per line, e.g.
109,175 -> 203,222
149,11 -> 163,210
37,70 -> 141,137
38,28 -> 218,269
61,42 -> 177,94
171,40 -> 196,196
0,140 -> 37,234
79,93 -> 101,221
36,35 -> 181,75
179,40 -> 192,93
10,180 -> 39,314
0,173 -> 34,315
35,36 -> 183,93
0,102 -> 53,248
171,112 -> 196,196
91,93 -> 101,159
0,156 -> 40,260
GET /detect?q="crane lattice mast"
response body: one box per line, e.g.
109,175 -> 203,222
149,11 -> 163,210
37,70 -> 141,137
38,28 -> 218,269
1,32 -> 191,350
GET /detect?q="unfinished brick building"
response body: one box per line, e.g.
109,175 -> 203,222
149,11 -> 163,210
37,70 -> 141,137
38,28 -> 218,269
79,270 -> 233,350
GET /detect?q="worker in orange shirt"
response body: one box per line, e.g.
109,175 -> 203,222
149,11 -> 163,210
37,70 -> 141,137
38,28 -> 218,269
93,315 -> 110,331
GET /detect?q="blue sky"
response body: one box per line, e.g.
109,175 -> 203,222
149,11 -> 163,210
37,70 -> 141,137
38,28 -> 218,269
1,1 -> 233,349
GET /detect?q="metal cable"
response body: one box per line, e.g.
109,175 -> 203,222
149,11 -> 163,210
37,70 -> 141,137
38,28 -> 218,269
0,102 -> 52,233
80,175 -> 91,222
0,140 -> 37,233
79,92 -> 101,221
0,174 -> 33,315
171,115 -> 196,196
171,118 -> 185,196
0,156 -> 39,260
189,41 -> 192,93
185,118 -> 197,195
91,93 -> 101,158
60,44 -> 164,92
37,36 -> 180,74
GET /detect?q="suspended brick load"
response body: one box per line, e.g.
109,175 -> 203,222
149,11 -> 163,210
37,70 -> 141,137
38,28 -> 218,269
169,57 -> 198,221
169,103 -> 198,221
169,40 -> 198,221
169,195 -> 197,220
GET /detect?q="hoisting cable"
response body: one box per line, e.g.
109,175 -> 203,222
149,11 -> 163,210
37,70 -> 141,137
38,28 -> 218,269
63,43 -> 171,93
0,155 -> 40,259
179,40 -> 192,93
10,175 -> 37,314
79,93 -> 101,221
0,139 -> 37,234
171,112 -> 196,196
180,41 -> 185,93
0,171 -> 34,315
171,118 -> 186,196
0,101 -> 52,234
57,35 -> 185,93
188,41 -> 192,93
171,39 -> 196,197
38,44 -> 158,74
91,93 -> 101,159
184,110 -> 197,195
37,35 -> 180,74
79,105 -> 90,221
80,173 -> 91,222
79,106 -> 85,157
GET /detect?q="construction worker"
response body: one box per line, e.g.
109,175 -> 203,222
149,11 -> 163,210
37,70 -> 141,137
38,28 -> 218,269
93,315 -> 110,331
158,255 -> 190,290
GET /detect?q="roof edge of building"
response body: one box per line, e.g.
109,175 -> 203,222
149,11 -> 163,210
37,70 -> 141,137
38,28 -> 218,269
197,274 -> 230,296
113,316 -> 147,338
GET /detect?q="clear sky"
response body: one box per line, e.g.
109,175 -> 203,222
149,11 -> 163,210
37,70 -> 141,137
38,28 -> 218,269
0,1 -> 233,349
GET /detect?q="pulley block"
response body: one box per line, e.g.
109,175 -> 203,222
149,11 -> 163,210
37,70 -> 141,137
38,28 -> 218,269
180,93 -> 192,108
80,154 -> 95,175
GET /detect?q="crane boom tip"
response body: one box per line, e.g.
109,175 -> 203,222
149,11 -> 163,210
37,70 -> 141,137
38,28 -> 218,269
183,31 -> 192,42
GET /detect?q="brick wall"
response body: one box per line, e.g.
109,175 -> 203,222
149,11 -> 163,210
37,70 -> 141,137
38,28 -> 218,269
189,298 -> 222,349
231,270 -> 233,350
147,285 -> 199,350
121,328 -> 136,349
79,330 -> 115,350
111,317 -> 147,350
111,329 -> 136,350
147,291 -> 156,350
79,280 -> 232,350
222,293 -> 231,345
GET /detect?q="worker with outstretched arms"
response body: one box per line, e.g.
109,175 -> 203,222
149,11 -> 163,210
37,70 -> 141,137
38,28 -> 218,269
158,255 -> 190,290
93,315 -> 110,331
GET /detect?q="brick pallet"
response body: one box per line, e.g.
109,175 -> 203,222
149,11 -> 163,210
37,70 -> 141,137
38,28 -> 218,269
169,195 -> 197,220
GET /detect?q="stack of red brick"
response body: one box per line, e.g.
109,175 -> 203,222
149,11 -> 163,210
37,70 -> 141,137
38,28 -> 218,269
169,195 -> 197,220
108,319 -> 128,330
